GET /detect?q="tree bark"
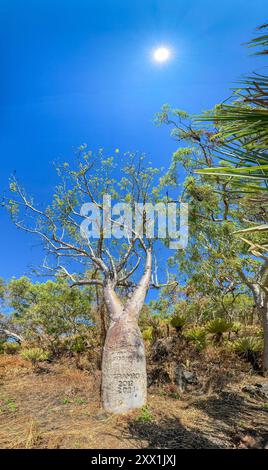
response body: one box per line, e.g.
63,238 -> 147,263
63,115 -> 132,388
261,297 -> 268,376
101,313 -> 146,413
237,266 -> 268,375
0,328 -> 23,344
101,248 -> 152,413
250,286 -> 268,376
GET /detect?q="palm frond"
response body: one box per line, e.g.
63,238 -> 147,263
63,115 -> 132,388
194,25 -> 268,250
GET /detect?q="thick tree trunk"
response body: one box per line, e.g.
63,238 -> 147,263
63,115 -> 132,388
101,314 -> 146,413
237,266 -> 268,376
101,248 -> 152,413
262,299 -> 268,376
254,287 -> 268,376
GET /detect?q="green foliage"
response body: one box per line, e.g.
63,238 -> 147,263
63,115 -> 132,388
195,25 -> 268,254
5,150 -> 165,268
184,326 -> 207,351
75,397 -> 87,405
1,36 -> 266,379
232,335 -> 263,370
21,348 -> 50,365
155,104 -> 259,338
0,342 -> 20,355
69,336 -> 87,354
256,327 -> 264,338
7,277 -> 93,356
3,398 -> 18,413
231,321 -> 242,335
136,406 -> 154,423
3,149 -> 175,358
142,327 -> 153,342
206,318 -> 232,335
247,23 -> 268,55
233,336 -> 263,354
61,397 -> 71,405
170,314 -> 187,332
205,318 -> 232,344
140,307 -> 170,343
0,278 -> 5,300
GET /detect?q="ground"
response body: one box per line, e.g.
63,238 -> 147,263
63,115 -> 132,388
0,353 -> 267,449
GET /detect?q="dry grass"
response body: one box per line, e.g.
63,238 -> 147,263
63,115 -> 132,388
0,354 -> 267,449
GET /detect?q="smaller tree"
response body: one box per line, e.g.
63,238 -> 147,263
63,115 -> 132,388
7,277 -> 94,356
0,278 -> 23,343
194,25 -> 268,374
156,105 -> 268,370
21,348 -> 50,370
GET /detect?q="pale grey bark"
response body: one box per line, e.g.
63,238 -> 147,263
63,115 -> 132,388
101,315 -> 147,413
262,297 -> 268,375
237,261 -> 268,375
101,248 -> 152,413
0,328 -> 23,344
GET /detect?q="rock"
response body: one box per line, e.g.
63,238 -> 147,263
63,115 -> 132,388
242,382 -> 268,399
174,364 -> 184,390
183,370 -> 198,384
94,412 -> 110,421
255,382 -> 268,398
174,364 -> 198,390
151,338 -> 174,362
242,385 -> 258,397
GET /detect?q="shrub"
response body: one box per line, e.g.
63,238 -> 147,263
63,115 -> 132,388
141,316 -> 167,343
1,341 -> 20,355
70,336 -> 87,354
233,336 -> 263,371
142,327 -> 153,342
159,318 -> 170,337
205,318 -> 232,344
170,315 -> 187,333
231,321 -> 242,335
256,328 -> 264,339
233,336 -> 263,354
183,326 -> 207,351
21,348 -> 50,366
136,406 -> 154,423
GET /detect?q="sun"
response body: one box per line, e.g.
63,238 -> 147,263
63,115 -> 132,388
153,46 -> 171,63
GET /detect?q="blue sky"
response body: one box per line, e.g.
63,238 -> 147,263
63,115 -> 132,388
0,0 -> 266,281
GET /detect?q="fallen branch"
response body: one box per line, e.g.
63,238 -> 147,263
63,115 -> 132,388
0,328 -> 23,344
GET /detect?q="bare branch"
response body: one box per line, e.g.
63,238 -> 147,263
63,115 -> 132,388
70,279 -> 103,287
0,328 -> 23,344
118,256 -> 141,283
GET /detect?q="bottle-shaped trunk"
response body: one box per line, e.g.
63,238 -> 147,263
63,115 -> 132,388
101,313 -> 146,413
101,248 -> 152,413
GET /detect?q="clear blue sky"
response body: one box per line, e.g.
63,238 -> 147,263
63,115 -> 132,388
0,0 -> 266,281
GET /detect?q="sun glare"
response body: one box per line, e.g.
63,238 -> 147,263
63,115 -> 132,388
153,47 -> 171,63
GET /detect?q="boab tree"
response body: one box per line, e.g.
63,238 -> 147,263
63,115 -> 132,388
5,149 -> 182,413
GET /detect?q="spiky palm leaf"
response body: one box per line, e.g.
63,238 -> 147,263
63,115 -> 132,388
246,23 -> 268,55
195,25 -> 268,251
